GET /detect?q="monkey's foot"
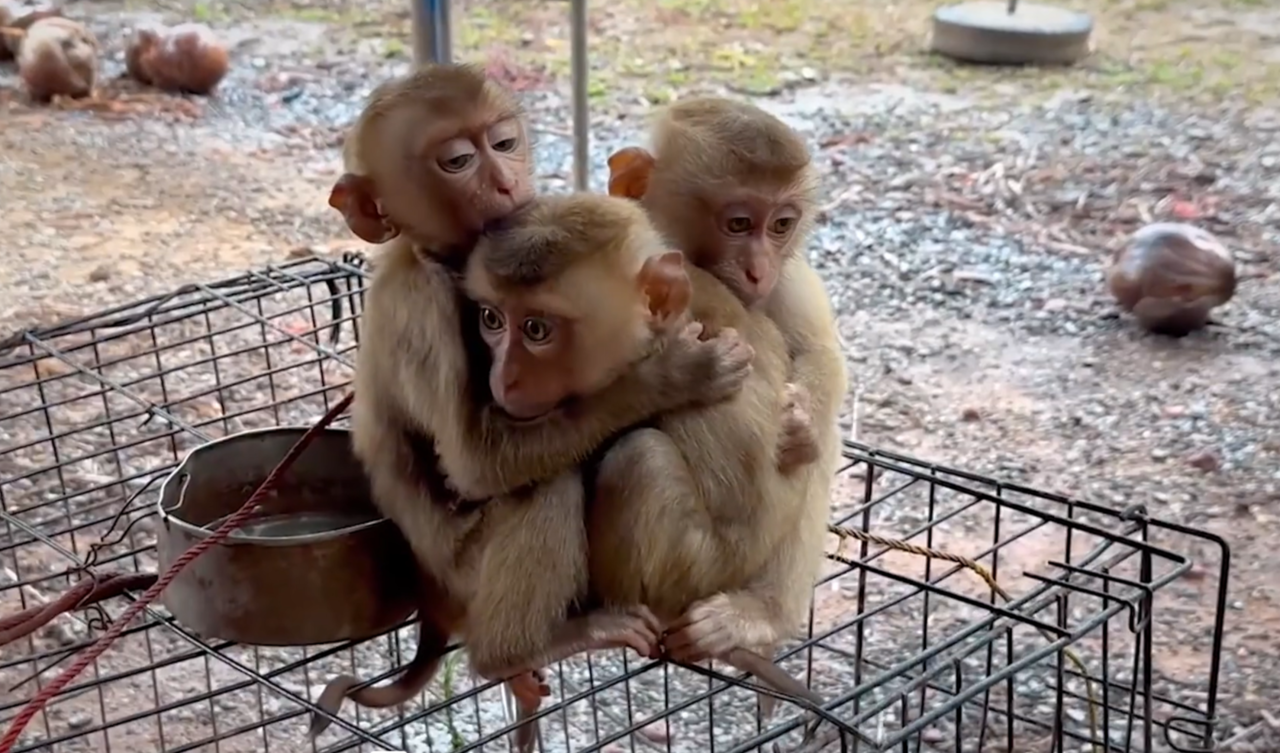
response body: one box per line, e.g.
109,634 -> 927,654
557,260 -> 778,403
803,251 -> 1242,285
507,669 -> 550,711
664,593 -> 772,663
580,605 -> 663,659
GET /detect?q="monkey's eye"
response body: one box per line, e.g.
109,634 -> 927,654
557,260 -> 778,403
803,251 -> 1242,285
770,217 -> 795,234
479,306 -> 505,331
440,153 -> 475,172
488,120 -> 522,153
438,138 -> 478,173
726,217 -> 752,235
521,317 -> 553,343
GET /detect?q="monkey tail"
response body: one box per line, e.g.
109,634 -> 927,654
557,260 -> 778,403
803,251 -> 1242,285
306,635 -> 447,739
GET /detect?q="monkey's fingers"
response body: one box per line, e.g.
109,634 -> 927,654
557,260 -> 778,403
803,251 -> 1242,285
587,608 -> 662,658
662,610 -> 737,663
678,320 -> 706,341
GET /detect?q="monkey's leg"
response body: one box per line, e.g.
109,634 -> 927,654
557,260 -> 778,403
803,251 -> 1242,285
592,430 -> 823,713
466,471 -> 661,682
590,427 -> 712,612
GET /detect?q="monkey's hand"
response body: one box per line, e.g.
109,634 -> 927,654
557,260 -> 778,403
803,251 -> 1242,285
776,382 -> 819,475
650,322 -> 754,408
663,593 -> 777,664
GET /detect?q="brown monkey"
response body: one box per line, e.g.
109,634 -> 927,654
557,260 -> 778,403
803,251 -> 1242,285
608,98 -> 847,712
7,16 -> 96,102
0,0 -> 61,60
124,22 -> 228,95
1106,222 -> 1236,337
309,65 -> 753,747
465,192 -> 827,710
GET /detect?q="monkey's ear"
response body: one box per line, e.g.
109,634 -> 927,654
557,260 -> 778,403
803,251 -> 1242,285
637,251 -> 691,326
329,173 -> 400,244
607,147 -> 656,201
0,28 -> 26,44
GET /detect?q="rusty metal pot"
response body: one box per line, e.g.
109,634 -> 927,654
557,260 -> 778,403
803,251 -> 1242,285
156,426 -> 419,646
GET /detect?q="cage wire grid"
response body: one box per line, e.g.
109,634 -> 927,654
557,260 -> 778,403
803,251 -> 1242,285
0,255 -> 1230,753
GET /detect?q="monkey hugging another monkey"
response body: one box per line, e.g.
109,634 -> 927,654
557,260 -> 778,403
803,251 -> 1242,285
310,63 -> 848,751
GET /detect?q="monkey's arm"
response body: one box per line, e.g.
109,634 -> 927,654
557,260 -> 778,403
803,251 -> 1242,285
442,323 -> 753,500
767,260 -> 848,437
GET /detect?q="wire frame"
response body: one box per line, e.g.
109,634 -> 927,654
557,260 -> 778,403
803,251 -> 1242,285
0,255 -> 1229,753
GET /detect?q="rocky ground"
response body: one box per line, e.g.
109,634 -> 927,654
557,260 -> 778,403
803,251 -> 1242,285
1,0 -> 1279,750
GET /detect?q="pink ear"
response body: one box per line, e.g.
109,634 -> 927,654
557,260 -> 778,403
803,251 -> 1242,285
637,251 -> 690,324
328,173 -> 399,244
607,146 -> 656,201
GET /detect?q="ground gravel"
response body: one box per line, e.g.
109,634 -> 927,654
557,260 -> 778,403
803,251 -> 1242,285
1,1 -> 1277,751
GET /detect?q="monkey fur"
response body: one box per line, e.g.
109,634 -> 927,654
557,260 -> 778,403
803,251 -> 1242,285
467,192 -> 830,714
1106,222 -> 1236,337
8,16 -> 96,102
124,22 -> 228,95
310,65 -> 753,749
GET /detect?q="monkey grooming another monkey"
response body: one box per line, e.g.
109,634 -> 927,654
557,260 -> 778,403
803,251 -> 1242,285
5,16 -> 96,102
124,22 -> 228,95
608,97 -> 847,717
466,192 -> 828,714
1106,221 -> 1236,337
309,65 -> 753,746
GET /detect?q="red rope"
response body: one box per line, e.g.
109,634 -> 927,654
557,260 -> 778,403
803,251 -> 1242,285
0,392 -> 354,752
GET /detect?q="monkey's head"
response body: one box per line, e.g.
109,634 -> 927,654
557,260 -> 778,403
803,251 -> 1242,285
328,64 -> 534,253
608,97 -> 817,308
1106,222 -> 1236,336
464,194 -> 691,422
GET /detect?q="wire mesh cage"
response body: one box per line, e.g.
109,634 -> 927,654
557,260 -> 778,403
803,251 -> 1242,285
0,255 -> 1230,753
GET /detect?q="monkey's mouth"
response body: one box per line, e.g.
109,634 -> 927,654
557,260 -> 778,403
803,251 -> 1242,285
496,396 -> 577,426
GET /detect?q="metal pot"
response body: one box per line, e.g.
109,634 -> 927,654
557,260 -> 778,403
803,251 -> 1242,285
156,426 -> 418,646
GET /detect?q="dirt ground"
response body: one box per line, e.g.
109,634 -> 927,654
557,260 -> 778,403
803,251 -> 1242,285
1,0 -> 1279,750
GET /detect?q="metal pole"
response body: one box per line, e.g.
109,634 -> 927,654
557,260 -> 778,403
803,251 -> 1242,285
413,0 -> 452,64
569,0 -> 589,191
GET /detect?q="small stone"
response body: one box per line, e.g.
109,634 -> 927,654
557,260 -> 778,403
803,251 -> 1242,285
87,264 -> 113,283
1042,297 -> 1068,312
1162,405 -> 1187,418
1150,447 -> 1170,461
921,728 -> 947,744
960,406 -> 981,422
1186,449 -> 1221,473
287,245 -> 316,259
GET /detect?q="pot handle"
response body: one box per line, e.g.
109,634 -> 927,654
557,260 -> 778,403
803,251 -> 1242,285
159,472 -> 192,529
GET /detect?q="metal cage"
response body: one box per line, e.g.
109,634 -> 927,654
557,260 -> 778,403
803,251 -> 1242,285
0,256 -> 1229,753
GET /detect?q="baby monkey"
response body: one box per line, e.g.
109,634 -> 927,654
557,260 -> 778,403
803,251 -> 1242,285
609,98 -> 847,720
609,96 -> 846,479
465,193 -> 828,711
